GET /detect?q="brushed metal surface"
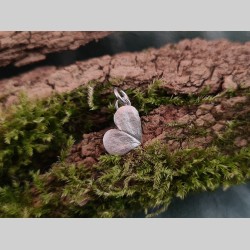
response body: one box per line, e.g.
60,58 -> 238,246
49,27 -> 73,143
103,105 -> 142,155
114,106 -> 142,142
103,129 -> 141,155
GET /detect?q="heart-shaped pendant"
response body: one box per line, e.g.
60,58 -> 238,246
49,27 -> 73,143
103,88 -> 142,155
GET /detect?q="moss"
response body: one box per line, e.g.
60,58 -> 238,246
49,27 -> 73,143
11,142 -> 250,218
0,79 -> 249,217
0,79 -> 224,183
0,82 -> 112,183
0,115 -> 248,218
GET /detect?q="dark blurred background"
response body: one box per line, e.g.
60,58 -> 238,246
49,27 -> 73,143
2,31 -> 250,79
48,31 -> 250,65
158,182 -> 250,218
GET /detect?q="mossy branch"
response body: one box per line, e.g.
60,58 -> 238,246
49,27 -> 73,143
0,79 -> 249,217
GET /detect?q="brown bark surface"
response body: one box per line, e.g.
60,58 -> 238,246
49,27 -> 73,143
1,39 -> 250,109
68,94 -> 250,167
0,31 -> 112,67
0,38 -> 249,167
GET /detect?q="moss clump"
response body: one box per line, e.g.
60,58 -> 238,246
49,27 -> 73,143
1,139 -> 249,218
0,79 -> 220,183
32,112 -> 250,218
0,81 -> 113,183
0,79 -> 249,217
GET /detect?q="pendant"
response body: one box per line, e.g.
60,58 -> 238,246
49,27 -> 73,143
103,88 -> 142,155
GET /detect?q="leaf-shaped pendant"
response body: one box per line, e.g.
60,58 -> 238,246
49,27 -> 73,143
103,88 -> 142,155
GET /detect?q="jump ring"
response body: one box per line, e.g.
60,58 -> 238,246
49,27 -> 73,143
114,88 -> 131,109
114,88 -> 131,106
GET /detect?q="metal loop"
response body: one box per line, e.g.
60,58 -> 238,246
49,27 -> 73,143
115,100 -> 119,110
114,87 -> 131,109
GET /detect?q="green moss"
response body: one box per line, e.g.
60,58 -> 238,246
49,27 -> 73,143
12,142 -> 249,218
0,82 -> 111,183
1,115 -> 248,218
0,79 -> 223,183
0,79 -> 249,217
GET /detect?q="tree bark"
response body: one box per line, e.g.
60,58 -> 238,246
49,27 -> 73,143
68,92 -> 250,167
1,38 -> 250,109
0,31 -> 112,67
0,37 -> 249,218
0,38 -> 250,167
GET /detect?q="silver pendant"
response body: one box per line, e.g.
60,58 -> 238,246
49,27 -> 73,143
103,88 -> 142,155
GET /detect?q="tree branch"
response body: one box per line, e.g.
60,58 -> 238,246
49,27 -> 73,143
0,31 -> 112,67
1,39 -> 249,109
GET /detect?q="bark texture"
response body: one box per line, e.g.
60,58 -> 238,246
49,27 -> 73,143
1,38 -> 250,168
0,31 -> 111,67
68,93 -> 250,167
1,39 -> 250,109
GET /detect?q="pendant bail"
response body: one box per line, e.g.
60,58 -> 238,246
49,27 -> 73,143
114,87 -> 131,109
